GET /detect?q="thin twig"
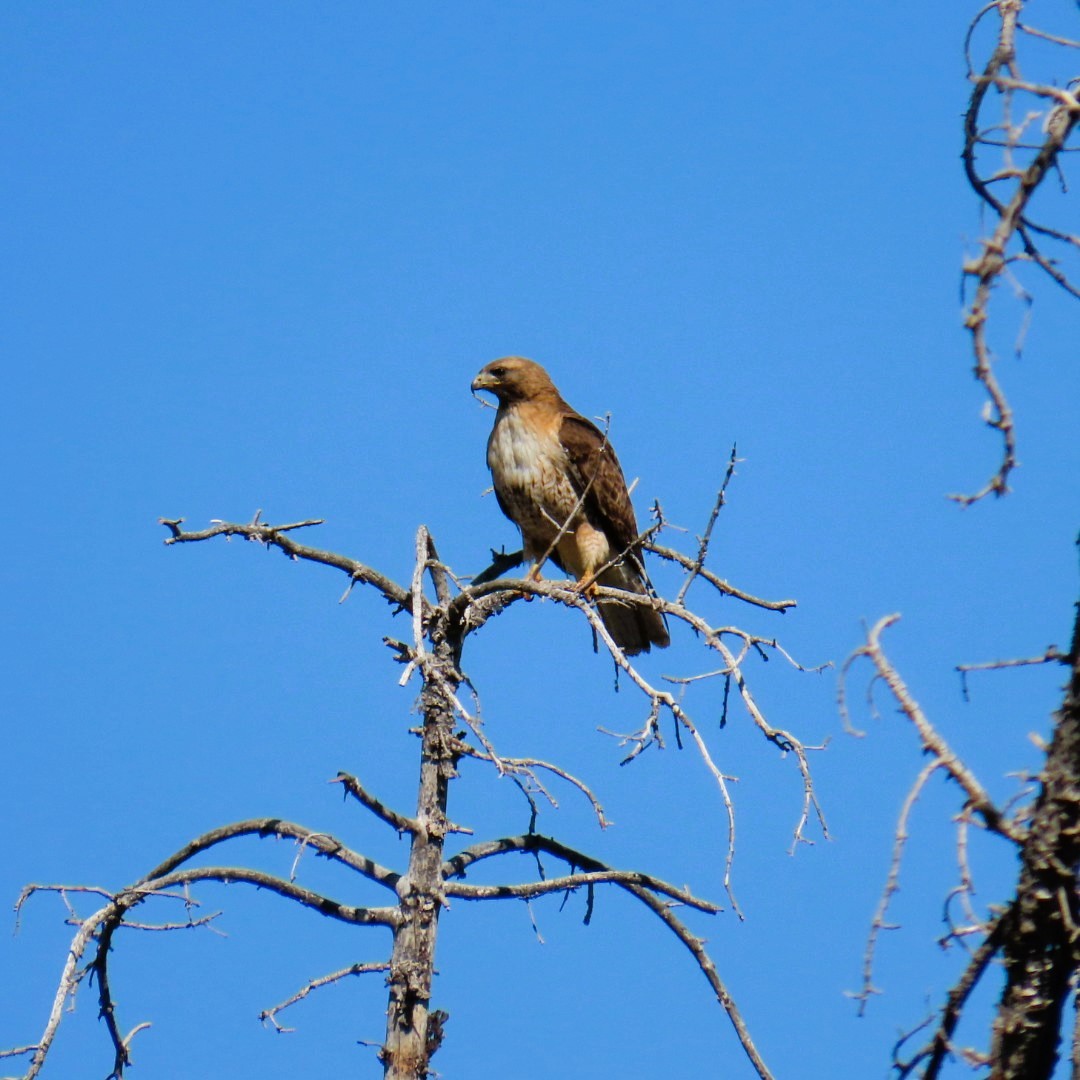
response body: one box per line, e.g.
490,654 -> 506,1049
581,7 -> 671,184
675,444 -> 739,606
453,740 -> 610,828
260,962 -> 391,1032
852,759 -> 942,1015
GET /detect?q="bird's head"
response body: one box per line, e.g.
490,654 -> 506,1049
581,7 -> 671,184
471,356 -> 558,406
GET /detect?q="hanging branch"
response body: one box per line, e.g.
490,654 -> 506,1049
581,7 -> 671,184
954,0 -> 1080,505
443,832 -> 773,1080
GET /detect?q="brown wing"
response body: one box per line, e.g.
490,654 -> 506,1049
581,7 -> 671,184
559,411 -> 669,653
558,412 -> 640,557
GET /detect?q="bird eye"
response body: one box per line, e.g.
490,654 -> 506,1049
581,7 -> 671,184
489,366 -> 507,379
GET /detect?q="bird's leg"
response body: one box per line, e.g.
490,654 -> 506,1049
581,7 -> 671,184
518,562 -> 544,601
572,571 -> 600,598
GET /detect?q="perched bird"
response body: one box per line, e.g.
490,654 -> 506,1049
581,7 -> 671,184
471,356 -> 669,656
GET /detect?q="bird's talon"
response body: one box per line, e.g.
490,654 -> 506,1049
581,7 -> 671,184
573,578 -> 599,599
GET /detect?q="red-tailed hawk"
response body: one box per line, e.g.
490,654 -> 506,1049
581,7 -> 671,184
471,356 -> 669,656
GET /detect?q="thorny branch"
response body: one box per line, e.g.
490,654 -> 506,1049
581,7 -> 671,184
461,567 -> 827,912
446,869 -> 716,909
675,442 -> 740,606
842,615 -> 1023,844
843,600 -> 1080,1078
172,495 -> 819,901
332,771 -> 418,835
848,8 -> 1080,1070
955,0 -> 1080,505
645,540 -> 797,613
841,635 -> 1008,1068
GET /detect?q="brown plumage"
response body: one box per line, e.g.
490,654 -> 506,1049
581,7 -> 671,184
471,356 -> 669,656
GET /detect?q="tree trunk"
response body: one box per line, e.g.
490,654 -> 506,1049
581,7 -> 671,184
381,631 -> 459,1079
990,600 -> 1080,1078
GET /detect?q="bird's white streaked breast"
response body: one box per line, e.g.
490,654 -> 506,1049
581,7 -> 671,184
488,409 -> 563,480
488,408 -> 578,539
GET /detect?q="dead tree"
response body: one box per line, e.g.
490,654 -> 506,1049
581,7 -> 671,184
842,606 -> 1079,1079
840,3 -> 1080,1076
2,472 -> 825,1080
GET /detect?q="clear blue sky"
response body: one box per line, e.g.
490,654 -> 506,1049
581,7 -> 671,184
3,3 -> 1078,1078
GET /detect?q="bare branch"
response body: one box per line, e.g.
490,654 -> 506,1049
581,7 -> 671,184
131,866 -> 402,928
955,0 -> 1080,504
0,1045 -> 40,1062
15,865 -> 399,1080
456,560 -> 823,905
675,443 -> 739,606
625,874 -> 774,1080
442,831 -> 772,1079
852,759 -> 942,1016
134,817 -> 401,893
332,772 -> 418,835
444,833 -> 717,911
894,911 -> 1009,1079
469,546 -> 524,587
708,634 -> 829,851
848,615 -> 1023,843
957,644 -> 1069,700
423,532 -> 454,607
158,516 -> 413,611
943,812 -> 988,945
447,870 -> 720,912
20,901 -> 113,1079
260,962 -> 391,1033
645,540 -> 797,612
453,739 -> 610,828
1017,22 -> 1080,50
137,508 -> 809,1079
